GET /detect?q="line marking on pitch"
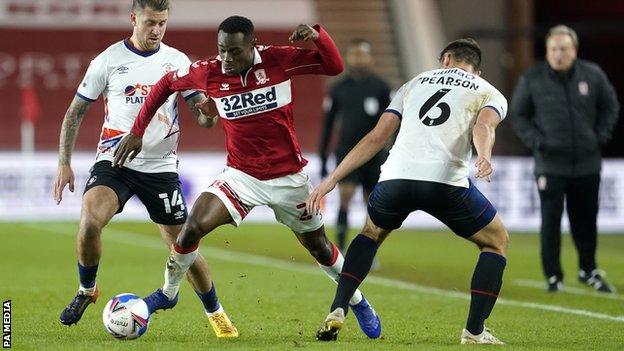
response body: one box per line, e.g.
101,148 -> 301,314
513,279 -> 623,301
30,223 -> 624,323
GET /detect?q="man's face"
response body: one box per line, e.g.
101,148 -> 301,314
131,7 -> 168,51
217,31 -> 256,75
546,34 -> 577,72
346,43 -> 373,71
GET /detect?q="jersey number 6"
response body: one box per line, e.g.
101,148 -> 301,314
419,88 -> 451,126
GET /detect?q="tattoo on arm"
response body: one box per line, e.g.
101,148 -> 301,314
58,96 -> 92,166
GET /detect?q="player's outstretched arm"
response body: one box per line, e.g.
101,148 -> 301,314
112,72 -> 178,167
186,94 -> 218,128
285,24 -> 343,76
54,96 -> 93,204
472,107 -> 501,182
306,112 -> 400,214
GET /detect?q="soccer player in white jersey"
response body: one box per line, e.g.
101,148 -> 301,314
54,0 -> 239,337
309,38 -> 510,345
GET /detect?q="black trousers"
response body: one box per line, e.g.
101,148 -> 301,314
536,173 -> 600,280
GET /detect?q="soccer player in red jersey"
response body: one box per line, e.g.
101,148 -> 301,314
113,16 -> 382,338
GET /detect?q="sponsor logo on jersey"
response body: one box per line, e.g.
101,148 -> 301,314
116,65 -> 129,74
124,84 -> 154,104
215,80 -> 292,119
220,83 -> 230,91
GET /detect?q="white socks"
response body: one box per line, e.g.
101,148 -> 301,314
317,245 -> 363,306
162,247 -> 198,300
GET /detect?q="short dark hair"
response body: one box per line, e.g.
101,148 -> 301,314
218,16 -> 255,39
132,0 -> 170,12
439,38 -> 482,69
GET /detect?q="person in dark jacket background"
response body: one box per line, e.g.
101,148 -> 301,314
318,38 -> 391,252
511,24 -> 619,293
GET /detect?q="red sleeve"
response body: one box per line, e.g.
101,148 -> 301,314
273,24 -> 343,77
130,61 -> 209,137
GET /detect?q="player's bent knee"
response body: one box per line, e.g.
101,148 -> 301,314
78,217 -> 106,238
176,221 -> 203,249
361,217 -> 391,244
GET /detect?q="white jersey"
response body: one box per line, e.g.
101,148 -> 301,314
77,39 -> 198,173
380,67 -> 507,187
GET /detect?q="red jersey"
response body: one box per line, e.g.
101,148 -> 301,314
131,25 -> 343,180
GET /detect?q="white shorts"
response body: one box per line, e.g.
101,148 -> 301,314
206,167 -> 324,233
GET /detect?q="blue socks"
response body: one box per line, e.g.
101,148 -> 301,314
195,284 -> 221,313
78,262 -> 98,289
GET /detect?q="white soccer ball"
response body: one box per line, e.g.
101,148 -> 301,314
102,293 -> 150,340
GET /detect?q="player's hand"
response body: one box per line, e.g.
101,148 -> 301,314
289,24 -> 319,43
112,133 -> 143,168
475,156 -> 492,182
195,97 -> 218,117
54,164 -> 75,205
306,177 -> 336,215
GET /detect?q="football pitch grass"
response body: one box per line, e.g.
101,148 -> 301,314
1,221 -> 623,350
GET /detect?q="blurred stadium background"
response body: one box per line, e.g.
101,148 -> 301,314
1,0 -> 624,230
1,0 -> 623,349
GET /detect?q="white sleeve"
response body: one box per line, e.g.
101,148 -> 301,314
384,83 -> 408,119
482,87 -> 508,120
76,52 -> 108,102
178,54 -> 202,100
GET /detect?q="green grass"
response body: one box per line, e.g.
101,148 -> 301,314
1,221 -> 623,350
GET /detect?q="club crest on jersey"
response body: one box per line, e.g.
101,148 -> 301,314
254,69 -> 269,85
162,62 -> 174,73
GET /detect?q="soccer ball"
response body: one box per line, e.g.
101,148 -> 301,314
102,293 -> 150,340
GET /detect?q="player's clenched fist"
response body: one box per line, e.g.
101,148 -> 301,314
289,24 -> 319,43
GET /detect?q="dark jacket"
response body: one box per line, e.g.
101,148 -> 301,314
510,59 -> 619,176
318,73 -> 391,168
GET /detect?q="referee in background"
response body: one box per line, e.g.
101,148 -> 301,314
511,25 -> 619,293
318,38 -> 391,252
